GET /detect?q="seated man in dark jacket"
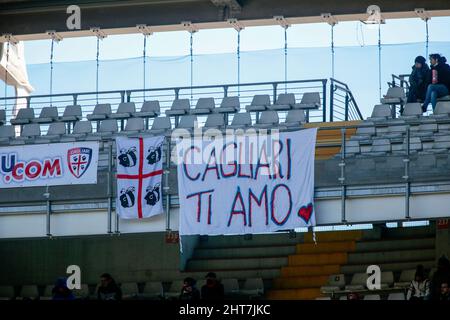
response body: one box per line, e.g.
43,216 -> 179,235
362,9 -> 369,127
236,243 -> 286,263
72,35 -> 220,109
407,56 -> 430,103
97,273 -> 122,300
422,54 -> 450,112
201,272 -> 224,300
179,277 -> 200,300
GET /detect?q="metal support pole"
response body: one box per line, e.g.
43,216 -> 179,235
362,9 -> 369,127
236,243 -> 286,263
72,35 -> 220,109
425,19 -> 429,58
96,37 -> 100,104
378,23 -> 382,100
107,142 -> 113,234
331,24 -> 335,79
329,82 -> 334,122
49,38 -> 54,106
284,27 -> 288,93
322,80 -> 327,123
4,41 -> 10,109
164,138 -> 171,231
143,34 -> 148,100
344,93 -> 349,121
189,32 -> 194,100
237,30 -> 241,96
44,186 -> 52,237
339,128 -> 347,223
403,128 -> 411,219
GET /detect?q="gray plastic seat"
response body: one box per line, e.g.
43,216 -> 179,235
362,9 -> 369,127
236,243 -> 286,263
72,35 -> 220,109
121,282 -> 139,299
364,294 -> 381,300
20,123 -> 41,139
204,113 -> 225,129
0,285 -> 15,300
245,95 -> 271,112
294,92 -> 321,109
19,285 -> 39,299
388,292 -> 405,300
34,107 -> 59,123
370,138 -> 391,153
0,109 -> 5,126
178,115 -> 197,130
255,110 -> 279,128
133,100 -> 160,118
149,116 -> 172,134
433,101 -> 450,116
165,99 -> 190,116
87,103 -> 111,121
60,105 -> 82,122
228,112 -> 252,129
36,122 -> 67,143
217,96 -> 240,113
141,281 -> 163,299
394,269 -> 416,288
369,104 -> 392,121
281,109 -> 306,128
345,273 -> 368,290
110,102 -> 136,119
0,125 -> 15,145
320,274 -> 346,293
61,120 -> 92,141
124,117 -> 145,132
401,103 -> 422,117
10,108 -> 35,125
269,93 -> 296,111
191,97 -> 215,115
241,278 -> 264,296
222,279 -> 240,295
98,119 -> 118,134
381,87 -> 406,104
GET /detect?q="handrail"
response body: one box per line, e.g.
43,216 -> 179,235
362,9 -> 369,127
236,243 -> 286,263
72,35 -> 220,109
330,78 -> 363,122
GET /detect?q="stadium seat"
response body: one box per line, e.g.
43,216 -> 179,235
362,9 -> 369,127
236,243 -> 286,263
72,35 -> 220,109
315,297 -> 331,300
269,93 -> 296,111
60,120 -> 92,142
217,96 -> 240,114
87,103 -> 112,121
432,101 -> 450,117
228,112 -> 252,129
204,113 -> 226,129
60,105 -> 83,122
394,269 -> 415,288
320,274 -> 346,293
0,285 -> 15,300
92,119 -> 118,137
124,117 -> 145,133
240,278 -> 264,296
177,115 -> 197,130
132,100 -> 160,118
281,109 -> 306,128
369,138 -> 391,153
381,87 -> 406,104
121,282 -> 139,299
381,271 -> 394,288
368,104 -> 392,121
363,294 -> 380,300
19,285 -> 39,300
34,106 -> 59,124
0,125 -> 15,145
41,285 -> 54,300
0,109 -> 6,126
222,278 -> 240,295
246,95 -> 271,112
36,122 -> 67,143
165,99 -> 190,116
339,295 -> 347,300
141,281 -> 164,299
10,108 -> 35,125
345,273 -> 367,291
149,116 -> 172,135
110,102 -> 136,120
294,92 -> 321,109
388,292 -> 406,300
355,123 -> 376,137
254,110 -> 279,128
165,280 -> 184,299
191,97 -> 215,115
11,123 -> 41,144
401,103 -> 422,118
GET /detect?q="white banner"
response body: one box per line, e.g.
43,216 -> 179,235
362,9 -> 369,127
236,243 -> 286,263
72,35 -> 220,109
116,136 -> 164,219
177,128 -> 317,235
0,142 -> 99,188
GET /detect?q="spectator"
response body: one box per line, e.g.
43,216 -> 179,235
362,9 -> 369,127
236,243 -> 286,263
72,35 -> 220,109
430,256 -> 450,300
406,265 -> 430,300
179,277 -> 200,301
97,273 -> 122,300
439,282 -> 450,301
347,292 -> 361,300
407,56 -> 430,104
201,272 -> 225,300
422,54 -> 450,112
51,277 -> 76,300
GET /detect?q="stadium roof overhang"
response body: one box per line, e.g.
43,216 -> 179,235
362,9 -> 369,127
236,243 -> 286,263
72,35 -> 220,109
0,0 -> 450,41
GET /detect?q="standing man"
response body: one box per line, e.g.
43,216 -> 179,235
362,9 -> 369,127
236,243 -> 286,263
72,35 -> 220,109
407,56 -> 430,104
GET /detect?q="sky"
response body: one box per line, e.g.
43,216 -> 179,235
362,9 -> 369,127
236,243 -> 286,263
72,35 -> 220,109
4,16 -> 450,118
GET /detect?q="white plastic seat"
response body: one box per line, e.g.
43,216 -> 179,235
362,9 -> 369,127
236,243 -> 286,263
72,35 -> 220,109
246,95 -> 271,112
381,87 -> 406,104
191,97 -> 215,115
401,103 -> 422,117
369,104 -> 392,120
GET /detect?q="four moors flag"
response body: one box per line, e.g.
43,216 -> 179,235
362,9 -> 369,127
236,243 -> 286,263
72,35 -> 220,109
116,136 -> 164,219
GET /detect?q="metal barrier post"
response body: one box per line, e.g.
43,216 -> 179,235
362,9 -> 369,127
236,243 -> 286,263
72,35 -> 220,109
322,80 -> 327,123
107,142 -> 113,234
329,82 -> 334,122
44,185 -> 52,237
164,138 -> 171,231
404,127 -> 411,219
344,93 -> 349,121
339,128 -> 347,223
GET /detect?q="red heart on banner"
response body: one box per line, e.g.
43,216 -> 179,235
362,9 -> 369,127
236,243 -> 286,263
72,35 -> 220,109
298,203 -> 313,224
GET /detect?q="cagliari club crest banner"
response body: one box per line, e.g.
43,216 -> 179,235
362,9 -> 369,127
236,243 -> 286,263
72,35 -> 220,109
116,136 -> 164,219
177,128 -> 318,236
0,142 -> 99,188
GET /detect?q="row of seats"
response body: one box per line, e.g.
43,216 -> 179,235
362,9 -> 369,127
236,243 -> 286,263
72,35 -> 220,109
0,277 -> 264,300
0,110 -> 307,145
317,292 -> 406,300
5,93 -> 321,127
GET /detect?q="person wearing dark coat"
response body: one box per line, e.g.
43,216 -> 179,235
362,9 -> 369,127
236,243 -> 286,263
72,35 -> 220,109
422,54 -> 450,112
407,56 -> 430,103
201,272 -> 225,300
51,277 -> 76,300
97,273 -> 122,300
430,256 -> 450,300
179,277 -> 200,301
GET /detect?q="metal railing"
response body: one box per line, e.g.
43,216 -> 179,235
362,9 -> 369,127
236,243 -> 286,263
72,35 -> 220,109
329,78 -> 363,122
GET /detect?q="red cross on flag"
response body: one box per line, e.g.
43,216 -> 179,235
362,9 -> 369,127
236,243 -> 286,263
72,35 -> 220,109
116,136 -> 164,219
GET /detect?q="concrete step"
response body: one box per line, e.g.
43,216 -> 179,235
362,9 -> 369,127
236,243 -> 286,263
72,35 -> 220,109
266,288 -> 322,300
187,256 -> 288,271
197,233 -> 302,249
288,252 -> 348,266
341,260 -> 435,275
304,230 -> 363,243
296,241 -> 356,254
347,249 -> 435,265
181,268 -> 281,281
273,275 -> 329,289
355,238 -> 434,252
193,245 -> 296,259
281,265 -> 341,277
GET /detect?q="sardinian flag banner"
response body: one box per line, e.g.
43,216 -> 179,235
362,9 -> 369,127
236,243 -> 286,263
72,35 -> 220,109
177,128 -> 317,236
116,136 -> 164,219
